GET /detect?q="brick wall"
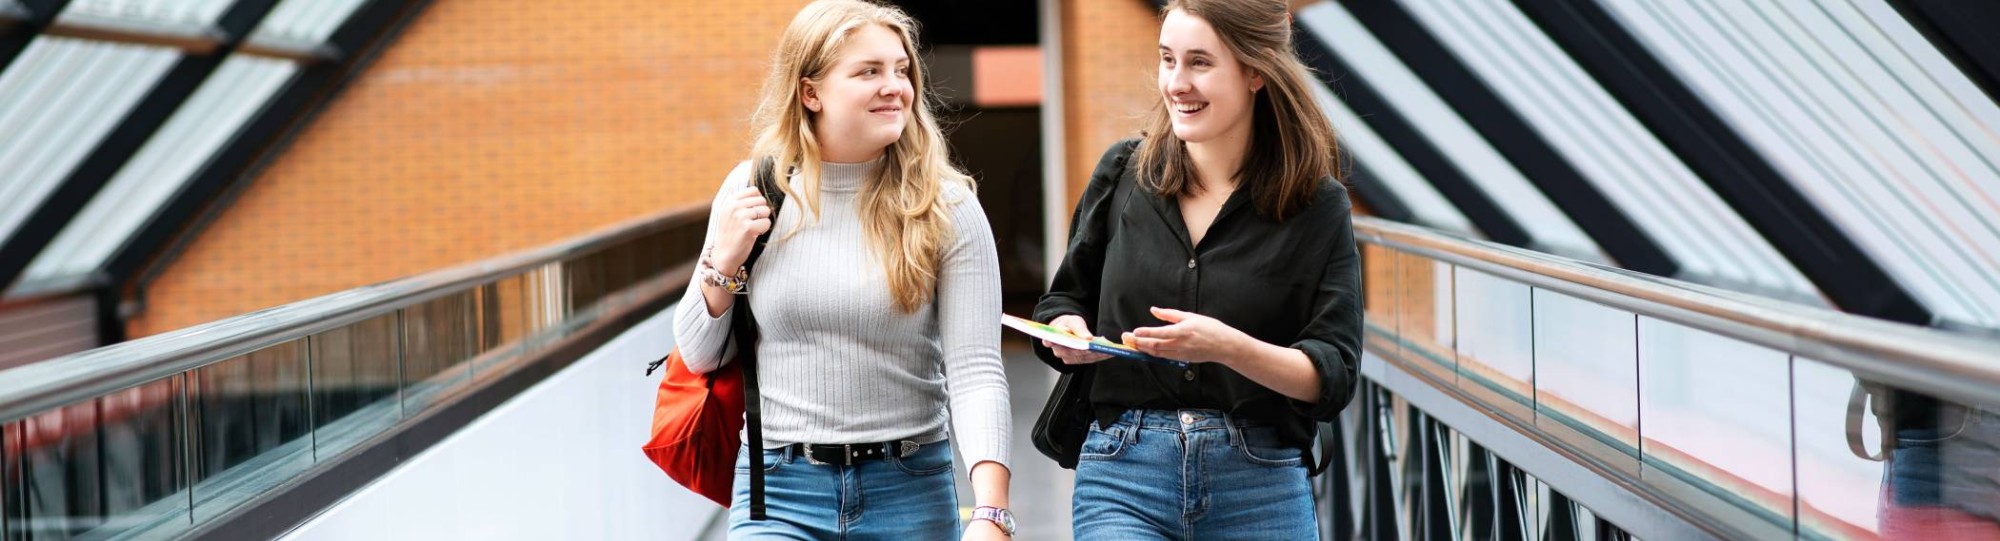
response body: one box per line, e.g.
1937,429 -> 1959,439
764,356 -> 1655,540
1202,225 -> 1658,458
1060,0 -> 1161,209
129,0 -> 809,337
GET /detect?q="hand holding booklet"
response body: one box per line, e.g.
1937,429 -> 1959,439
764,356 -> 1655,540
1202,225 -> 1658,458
1001,314 -> 1189,369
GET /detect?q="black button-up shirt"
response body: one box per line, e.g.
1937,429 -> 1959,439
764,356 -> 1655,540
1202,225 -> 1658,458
1033,139 -> 1364,446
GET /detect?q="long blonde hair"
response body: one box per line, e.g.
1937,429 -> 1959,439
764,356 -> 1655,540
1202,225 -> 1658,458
1136,0 -> 1342,221
749,0 -> 972,314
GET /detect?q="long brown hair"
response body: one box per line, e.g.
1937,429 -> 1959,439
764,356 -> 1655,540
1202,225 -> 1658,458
1134,0 -> 1342,221
748,0 -> 973,313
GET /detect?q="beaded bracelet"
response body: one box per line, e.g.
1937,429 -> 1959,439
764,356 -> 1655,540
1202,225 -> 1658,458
699,247 -> 750,294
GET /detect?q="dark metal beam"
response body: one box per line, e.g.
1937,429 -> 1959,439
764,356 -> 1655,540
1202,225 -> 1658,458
1292,21 -> 1535,248
1510,0 -> 1932,325
105,0 -> 434,335
1346,157 -> 1416,224
0,0 -> 71,71
1887,0 -> 2000,108
1334,0 -> 1677,277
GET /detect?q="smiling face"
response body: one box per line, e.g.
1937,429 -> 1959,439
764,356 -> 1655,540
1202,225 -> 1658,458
1158,9 -> 1263,145
803,23 -> 914,163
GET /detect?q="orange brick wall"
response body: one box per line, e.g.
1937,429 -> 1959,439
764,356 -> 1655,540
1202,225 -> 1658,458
1061,0 -> 1161,209
129,0 -> 809,337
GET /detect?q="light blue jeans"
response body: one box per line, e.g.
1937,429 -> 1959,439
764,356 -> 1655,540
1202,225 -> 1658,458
1073,409 -> 1318,540
727,440 -> 959,539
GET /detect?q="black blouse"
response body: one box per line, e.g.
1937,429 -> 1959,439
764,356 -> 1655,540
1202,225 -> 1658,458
1032,139 -> 1364,447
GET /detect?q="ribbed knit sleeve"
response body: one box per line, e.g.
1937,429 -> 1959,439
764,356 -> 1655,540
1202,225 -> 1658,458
936,184 -> 1011,470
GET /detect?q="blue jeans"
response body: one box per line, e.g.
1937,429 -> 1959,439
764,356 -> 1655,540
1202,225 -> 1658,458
1073,409 -> 1317,540
727,440 -> 959,539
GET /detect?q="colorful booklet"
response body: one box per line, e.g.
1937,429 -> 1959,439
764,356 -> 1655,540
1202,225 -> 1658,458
1001,314 -> 1188,369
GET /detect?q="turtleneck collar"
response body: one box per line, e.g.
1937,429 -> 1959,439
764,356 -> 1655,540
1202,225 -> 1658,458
815,157 -> 882,194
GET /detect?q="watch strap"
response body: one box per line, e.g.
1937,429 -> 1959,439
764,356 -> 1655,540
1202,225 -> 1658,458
972,506 -> 1015,536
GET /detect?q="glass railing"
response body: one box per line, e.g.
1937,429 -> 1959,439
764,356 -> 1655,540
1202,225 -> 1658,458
0,204 -> 706,540
1332,216 -> 2000,541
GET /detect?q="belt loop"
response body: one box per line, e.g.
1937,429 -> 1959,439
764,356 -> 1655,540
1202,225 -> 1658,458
1224,413 -> 1245,448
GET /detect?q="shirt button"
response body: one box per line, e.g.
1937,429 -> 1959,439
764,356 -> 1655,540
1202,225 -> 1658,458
1187,258 -> 1197,269
1183,369 -> 1195,381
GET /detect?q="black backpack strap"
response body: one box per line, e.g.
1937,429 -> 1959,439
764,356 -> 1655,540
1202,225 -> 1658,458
1308,420 -> 1338,476
741,157 -> 785,520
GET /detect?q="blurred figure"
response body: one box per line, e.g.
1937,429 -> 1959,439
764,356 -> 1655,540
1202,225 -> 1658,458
1861,382 -> 2000,539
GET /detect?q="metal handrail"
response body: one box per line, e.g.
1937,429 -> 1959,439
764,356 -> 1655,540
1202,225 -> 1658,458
1354,216 -> 2000,407
0,203 -> 707,423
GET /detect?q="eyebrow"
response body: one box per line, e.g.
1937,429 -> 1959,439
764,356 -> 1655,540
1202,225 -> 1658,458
849,57 -> 911,67
1158,45 -> 1215,57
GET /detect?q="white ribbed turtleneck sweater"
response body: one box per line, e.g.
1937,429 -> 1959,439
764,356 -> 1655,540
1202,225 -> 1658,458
672,159 -> 1011,469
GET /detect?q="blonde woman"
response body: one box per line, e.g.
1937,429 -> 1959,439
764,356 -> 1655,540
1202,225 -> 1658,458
671,1 -> 1014,539
1035,0 -> 1362,538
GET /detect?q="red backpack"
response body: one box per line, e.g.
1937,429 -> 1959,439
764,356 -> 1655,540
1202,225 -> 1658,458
642,158 -> 782,519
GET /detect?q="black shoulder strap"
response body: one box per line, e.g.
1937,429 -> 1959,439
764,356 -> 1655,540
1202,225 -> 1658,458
1106,139 -> 1140,242
741,157 -> 784,520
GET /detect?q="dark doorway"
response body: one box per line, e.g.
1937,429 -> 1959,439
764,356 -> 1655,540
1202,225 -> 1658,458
895,0 -> 1047,315
941,108 -> 1045,315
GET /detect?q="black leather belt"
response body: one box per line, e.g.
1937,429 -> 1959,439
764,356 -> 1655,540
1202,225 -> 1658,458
791,440 -> 922,466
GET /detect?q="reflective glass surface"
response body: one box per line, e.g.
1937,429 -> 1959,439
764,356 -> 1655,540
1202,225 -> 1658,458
309,313 -> 400,458
1399,252 -> 1456,384
1353,221 -> 1997,539
2,377 -> 185,541
1453,268 -> 1533,421
1532,289 -> 1639,472
399,290 -> 481,411
188,341 -> 312,521
1361,244 -> 1403,364
0,209 -> 707,539
1638,316 -> 1793,538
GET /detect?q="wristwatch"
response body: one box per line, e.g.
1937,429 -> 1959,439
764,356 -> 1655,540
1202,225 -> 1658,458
972,506 -> 1016,536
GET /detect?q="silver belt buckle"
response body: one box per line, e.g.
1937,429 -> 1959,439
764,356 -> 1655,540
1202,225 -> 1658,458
900,440 -> 919,458
804,445 -> 827,466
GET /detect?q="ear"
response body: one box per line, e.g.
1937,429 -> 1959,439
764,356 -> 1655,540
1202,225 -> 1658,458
801,77 -> 822,113
1248,71 -> 1265,94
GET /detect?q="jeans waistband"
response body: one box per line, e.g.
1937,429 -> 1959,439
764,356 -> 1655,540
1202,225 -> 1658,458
1121,408 -> 1267,432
